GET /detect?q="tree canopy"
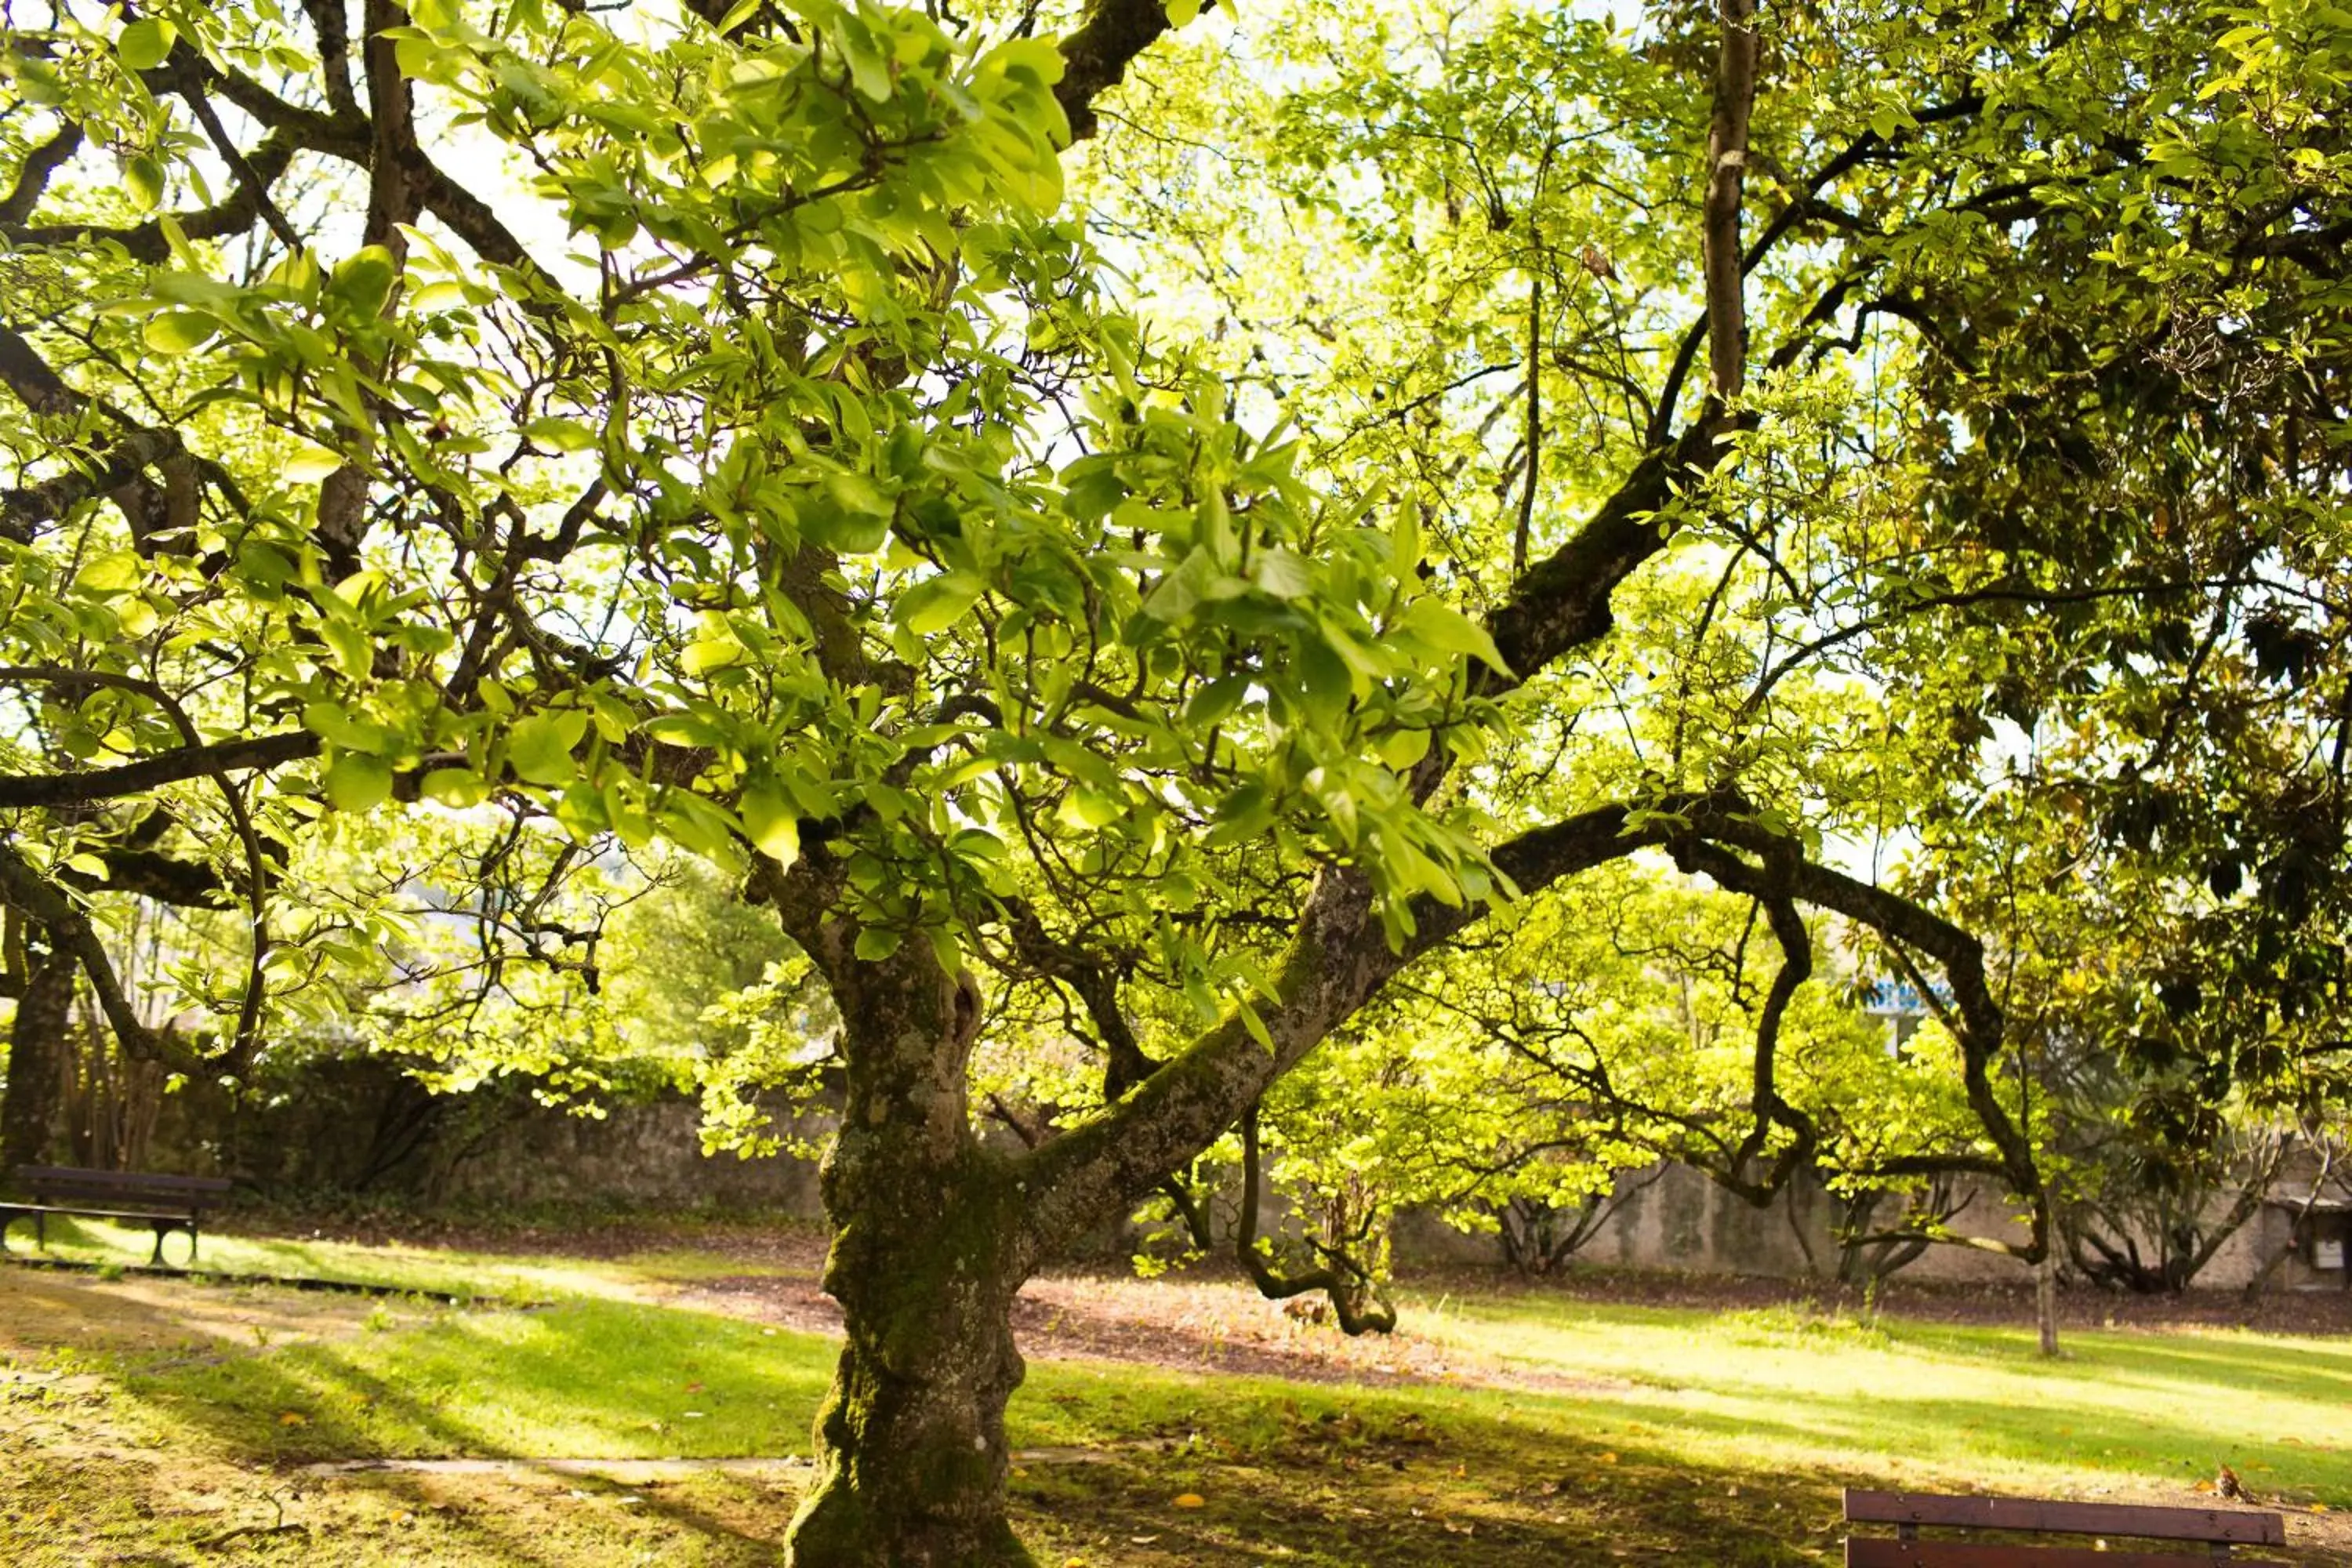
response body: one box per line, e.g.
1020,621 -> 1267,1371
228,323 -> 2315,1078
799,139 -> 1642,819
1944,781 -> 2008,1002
2,0 -> 2349,1560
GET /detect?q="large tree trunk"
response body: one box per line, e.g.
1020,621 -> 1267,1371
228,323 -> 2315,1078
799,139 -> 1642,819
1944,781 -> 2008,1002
787,1186 -> 1032,1566
2,943 -> 74,1176
783,938 -> 1037,1568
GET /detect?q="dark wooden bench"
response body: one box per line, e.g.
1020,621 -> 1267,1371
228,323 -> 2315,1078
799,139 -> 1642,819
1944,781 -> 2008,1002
0,1165 -> 234,1266
1846,1489 -> 2286,1566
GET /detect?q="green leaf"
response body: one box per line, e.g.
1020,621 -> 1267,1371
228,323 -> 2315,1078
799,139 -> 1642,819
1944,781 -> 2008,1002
800,472 -> 894,554
681,636 -> 746,676
837,16 -> 895,103
854,926 -> 903,961
328,245 -> 401,321
1376,726 -> 1432,770
523,416 -> 599,452
285,443 -> 347,484
897,571 -> 984,636
1398,597 -> 1511,676
1390,502 -> 1421,579
1251,548 -> 1313,600
324,753 -> 394,813
507,709 -> 589,786
420,768 -> 490,809
123,155 -> 164,212
142,311 -> 215,354
76,550 -> 143,596
739,786 -> 801,866
118,18 -> 176,71
1055,786 -> 1123,829
1184,675 -> 1250,728
1142,549 -> 1214,622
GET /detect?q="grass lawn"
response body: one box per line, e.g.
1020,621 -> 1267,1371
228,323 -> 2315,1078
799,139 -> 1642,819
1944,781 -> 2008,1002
4,1219 -> 2348,1566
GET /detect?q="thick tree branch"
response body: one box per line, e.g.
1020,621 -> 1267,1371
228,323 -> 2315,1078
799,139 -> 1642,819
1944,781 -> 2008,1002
1668,841 -> 1821,1204
0,131 -> 298,263
1675,823 -> 2049,1261
1702,0 -> 1761,398
1014,796 -> 1725,1261
1055,0 -> 1187,142
1483,412 -> 1730,688
0,124 -> 84,224
299,0 -> 363,119
0,426 -> 181,543
0,731 -> 319,811
1000,897 -> 1156,1100
1232,1105 -> 1396,1335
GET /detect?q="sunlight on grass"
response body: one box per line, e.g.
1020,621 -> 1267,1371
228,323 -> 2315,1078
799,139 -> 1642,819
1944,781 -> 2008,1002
125,1300 -> 838,1462
80,1279 -> 2352,1518
16,1250 -> 2352,1566
1392,1287 -> 2352,1503
16,1227 -> 2351,1559
3,1215 -> 767,1302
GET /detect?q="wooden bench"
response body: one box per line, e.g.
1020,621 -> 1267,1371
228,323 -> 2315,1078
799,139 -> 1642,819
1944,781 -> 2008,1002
0,1164 -> 234,1266
1846,1489 -> 2286,1566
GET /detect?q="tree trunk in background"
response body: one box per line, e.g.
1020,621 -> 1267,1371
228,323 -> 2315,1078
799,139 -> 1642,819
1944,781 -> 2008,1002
2036,1244 -> 2061,1357
1,946 -> 74,1177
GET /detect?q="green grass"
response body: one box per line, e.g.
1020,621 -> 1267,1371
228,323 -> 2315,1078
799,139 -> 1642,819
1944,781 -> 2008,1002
9,1239 -> 2350,1566
124,1300 -> 839,1463
1381,1290 -> 2352,1501
2,1213 -> 776,1301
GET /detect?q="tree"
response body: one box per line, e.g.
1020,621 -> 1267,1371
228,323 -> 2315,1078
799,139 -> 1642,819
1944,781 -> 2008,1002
2,0 -> 2348,1563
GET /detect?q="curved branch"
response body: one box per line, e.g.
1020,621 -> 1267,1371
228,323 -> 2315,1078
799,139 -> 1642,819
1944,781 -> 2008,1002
0,731 -> 319,810
1232,1105 -> 1396,1335
0,839 -> 204,1074
1675,822 -> 2049,1262
0,124 -> 84,224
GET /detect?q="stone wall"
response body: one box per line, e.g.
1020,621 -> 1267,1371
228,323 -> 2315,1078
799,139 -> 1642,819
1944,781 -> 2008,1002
1391,1160 -> 2320,1292
138,1062 -> 2336,1292
437,1096 -> 831,1212
143,1060 -> 833,1214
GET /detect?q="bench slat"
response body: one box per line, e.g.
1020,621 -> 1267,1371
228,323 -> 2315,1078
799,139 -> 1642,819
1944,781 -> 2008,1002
1846,1490 -> 2286,1546
1,1204 -> 198,1225
16,1166 -> 230,1222
1850,1542 -> 2285,1567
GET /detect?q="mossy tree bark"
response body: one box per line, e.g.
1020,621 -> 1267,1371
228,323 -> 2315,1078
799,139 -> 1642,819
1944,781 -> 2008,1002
782,933 -> 1039,1568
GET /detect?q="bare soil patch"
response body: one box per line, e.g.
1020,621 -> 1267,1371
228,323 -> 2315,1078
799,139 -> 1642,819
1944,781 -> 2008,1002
681,1265 -> 1622,1393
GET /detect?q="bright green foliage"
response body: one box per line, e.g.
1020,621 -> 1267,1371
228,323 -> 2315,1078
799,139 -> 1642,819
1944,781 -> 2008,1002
4,0 -> 2352,1547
